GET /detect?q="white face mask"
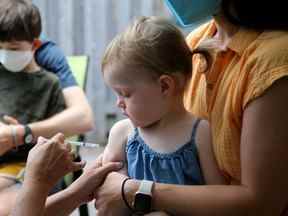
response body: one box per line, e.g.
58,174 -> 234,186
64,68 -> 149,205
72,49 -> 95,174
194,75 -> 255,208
0,49 -> 33,73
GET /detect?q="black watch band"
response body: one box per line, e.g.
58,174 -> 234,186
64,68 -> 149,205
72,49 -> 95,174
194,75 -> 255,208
133,180 -> 154,214
23,125 -> 34,145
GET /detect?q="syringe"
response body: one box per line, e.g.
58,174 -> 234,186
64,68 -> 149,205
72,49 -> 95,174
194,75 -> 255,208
68,141 -> 100,148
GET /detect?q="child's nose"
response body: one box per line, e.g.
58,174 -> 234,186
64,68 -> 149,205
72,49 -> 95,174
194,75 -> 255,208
116,97 -> 126,109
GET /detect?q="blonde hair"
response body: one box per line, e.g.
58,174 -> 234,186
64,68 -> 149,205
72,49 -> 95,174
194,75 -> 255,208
102,16 -> 195,81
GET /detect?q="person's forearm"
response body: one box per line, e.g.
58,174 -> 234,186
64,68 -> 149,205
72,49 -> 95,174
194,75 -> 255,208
126,182 -> 275,216
11,183 -> 50,216
30,105 -> 93,138
153,184 -> 256,216
44,188 -> 82,216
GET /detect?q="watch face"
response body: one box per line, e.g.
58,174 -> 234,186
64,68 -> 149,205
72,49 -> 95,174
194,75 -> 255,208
134,193 -> 152,214
25,134 -> 33,144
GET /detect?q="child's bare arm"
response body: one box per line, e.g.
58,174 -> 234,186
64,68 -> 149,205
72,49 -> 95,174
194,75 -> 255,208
102,119 -> 133,175
196,120 -> 227,185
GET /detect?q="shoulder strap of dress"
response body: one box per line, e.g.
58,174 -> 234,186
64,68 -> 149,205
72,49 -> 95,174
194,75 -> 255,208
191,118 -> 202,141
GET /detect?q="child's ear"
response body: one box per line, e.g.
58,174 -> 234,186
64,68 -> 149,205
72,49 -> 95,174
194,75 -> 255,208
158,75 -> 175,96
32,39 -> 42,50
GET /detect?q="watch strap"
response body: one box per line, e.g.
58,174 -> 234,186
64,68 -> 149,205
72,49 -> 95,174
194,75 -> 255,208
133,180 -> 154,214
121,177 -> 134,212
23,125 -> 34,144
137,180 -> 154,195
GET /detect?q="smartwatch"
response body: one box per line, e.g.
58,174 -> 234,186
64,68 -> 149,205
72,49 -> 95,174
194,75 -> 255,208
133,180 -> 154,214
23,125 -> 34,145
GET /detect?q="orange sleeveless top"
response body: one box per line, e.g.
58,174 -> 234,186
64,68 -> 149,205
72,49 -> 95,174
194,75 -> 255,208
185,21 -> 288,182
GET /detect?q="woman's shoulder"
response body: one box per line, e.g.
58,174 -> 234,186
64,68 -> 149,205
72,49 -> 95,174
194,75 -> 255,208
253,31 -> 288,67
243,31 -> 288,108
258,30 -> 288,45
240,30 -> 288,84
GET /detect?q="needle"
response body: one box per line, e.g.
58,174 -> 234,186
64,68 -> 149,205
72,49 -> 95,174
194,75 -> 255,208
68,141 -> 100,148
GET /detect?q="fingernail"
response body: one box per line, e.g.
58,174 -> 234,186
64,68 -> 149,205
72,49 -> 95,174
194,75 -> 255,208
37,136 -> 47,144
81,160 -> 87,167
116,161 -> 124,169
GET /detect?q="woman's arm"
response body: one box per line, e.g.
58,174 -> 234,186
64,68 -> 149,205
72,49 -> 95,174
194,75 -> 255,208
29,86 -> 94,137
139,77 -> 288,215
2,87 -> 94,146
11,134 -> 122,216
11,134 -> 85,216
44,161 -> 122,216
95,77 -> 288,216
12,181 -> 50,216
32,39 -> 94,137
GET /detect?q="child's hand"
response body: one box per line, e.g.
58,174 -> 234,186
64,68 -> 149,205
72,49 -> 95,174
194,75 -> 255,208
66,158 -> 123,204
25,133 -> 85,191
0,123 -> 15,155
2,115 -> 19,125
0,115 -> 24,155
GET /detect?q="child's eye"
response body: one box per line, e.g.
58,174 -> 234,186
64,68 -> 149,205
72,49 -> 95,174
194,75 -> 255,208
122,92 -> 130,98
114,89 -> 131,98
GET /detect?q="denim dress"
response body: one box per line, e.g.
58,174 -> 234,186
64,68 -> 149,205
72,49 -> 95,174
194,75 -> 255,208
126,119 -> 204,185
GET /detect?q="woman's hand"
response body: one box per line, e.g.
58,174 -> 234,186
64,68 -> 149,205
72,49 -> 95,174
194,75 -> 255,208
12,133 -> 85,216
65,157 -> 123,205
25,133 -> 85,191
94,171 -> 134,216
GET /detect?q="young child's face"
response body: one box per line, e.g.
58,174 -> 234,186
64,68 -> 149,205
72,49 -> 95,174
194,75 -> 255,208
103,64 -> 168,128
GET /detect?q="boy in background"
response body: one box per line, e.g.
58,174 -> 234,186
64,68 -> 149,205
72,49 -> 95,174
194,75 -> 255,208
0,0 -> 66,214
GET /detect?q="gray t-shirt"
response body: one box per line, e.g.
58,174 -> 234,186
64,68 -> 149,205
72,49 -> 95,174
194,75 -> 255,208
0,66 -> 66,162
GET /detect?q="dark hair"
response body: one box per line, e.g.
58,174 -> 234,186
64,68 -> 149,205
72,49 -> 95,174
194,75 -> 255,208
102,16 -> 205,82
0,0 -> 42,42
221,0 -> 288,30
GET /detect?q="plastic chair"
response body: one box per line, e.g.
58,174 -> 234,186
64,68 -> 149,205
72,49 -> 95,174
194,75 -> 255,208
67,55 -> 89,143
66,55 -> 89,89
66,55 -> 90,216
